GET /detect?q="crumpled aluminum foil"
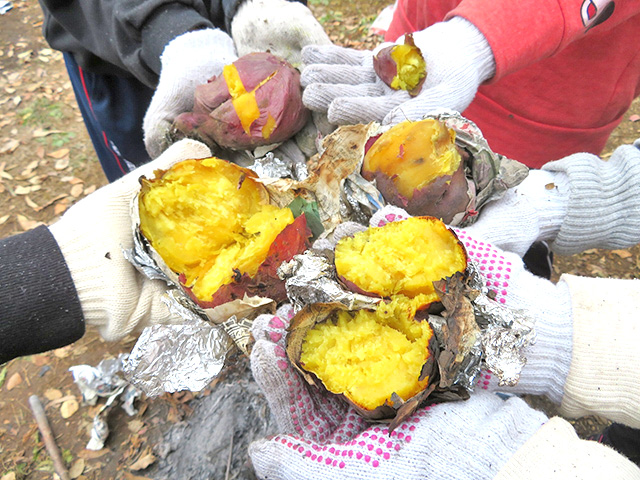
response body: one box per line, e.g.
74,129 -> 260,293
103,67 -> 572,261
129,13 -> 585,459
69,354 -> 141,450
466,261 -> 536,386
278,249 -> 381,313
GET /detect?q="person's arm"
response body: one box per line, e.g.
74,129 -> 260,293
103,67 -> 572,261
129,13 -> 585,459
464,142 -> 640,256
0,139 -> 212,365
446,0 -> 640,82
0,226 -> 84,364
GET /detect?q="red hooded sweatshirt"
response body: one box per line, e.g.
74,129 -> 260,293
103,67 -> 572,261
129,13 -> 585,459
385,0 -> 640,168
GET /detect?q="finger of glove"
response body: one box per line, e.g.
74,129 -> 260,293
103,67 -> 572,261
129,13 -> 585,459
250,338 -> 348,442
302,82 -> 384,115
302,44 -> 371,67
382,82 -> 476,125
327,91 -> 409,125
461,189 -> 542,257
301,64 -> 377,88
369,206 -> 410,228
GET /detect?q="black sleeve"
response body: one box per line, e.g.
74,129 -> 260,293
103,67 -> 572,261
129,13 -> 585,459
0,226 -> 85,365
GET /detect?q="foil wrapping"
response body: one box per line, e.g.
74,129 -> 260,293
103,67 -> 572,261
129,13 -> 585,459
123,320 -> 234,397
466,261 -> 536,386
69,354 -> 141,450
277,249 -> 381,313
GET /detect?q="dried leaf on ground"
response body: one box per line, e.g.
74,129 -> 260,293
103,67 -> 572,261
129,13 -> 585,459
68,458 -> 85,479
0,139 -> 20,155
6,372 -> 22,391
129,447 -> 156,471
60,398 -> 79,418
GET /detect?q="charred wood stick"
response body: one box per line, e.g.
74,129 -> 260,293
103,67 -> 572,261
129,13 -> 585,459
28,394 -> 71,480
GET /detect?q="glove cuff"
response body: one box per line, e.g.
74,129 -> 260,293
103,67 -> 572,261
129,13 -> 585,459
559,274 -> 640,427
544,145 -> 640,255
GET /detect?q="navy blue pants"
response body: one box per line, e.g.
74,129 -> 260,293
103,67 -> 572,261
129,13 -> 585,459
63,52 -> 155,182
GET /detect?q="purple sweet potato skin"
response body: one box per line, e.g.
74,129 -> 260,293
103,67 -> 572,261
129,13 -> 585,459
362,157 -> 472,224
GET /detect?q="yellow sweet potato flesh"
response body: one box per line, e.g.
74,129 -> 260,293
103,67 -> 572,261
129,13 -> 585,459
390,43 -> 426,92
334,216 -> 466,305
138,157 -> 294,301
300,298 -> 433,410
363,119 -> 461,199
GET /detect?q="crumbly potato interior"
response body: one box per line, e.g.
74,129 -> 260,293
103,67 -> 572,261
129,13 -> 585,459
300,298 -> 433,410
389,43 -> 426,92
363,119 -> 461,198
138,157 -> 294,301
334,216 -> 466,306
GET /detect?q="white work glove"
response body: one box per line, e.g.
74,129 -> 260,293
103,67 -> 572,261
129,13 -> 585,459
249,307 -> 548,479
301,16 -> 495,126
143,29 -> 237,159
49,139 -> 212,341
465,143 -> 640,256
231,0 -> 331,69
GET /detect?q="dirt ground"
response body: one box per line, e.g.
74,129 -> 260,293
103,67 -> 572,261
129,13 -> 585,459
1,1 -> 639,479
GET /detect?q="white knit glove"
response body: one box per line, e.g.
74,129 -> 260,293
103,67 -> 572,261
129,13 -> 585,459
231,0 -> 331,69
462,169 -> 570,257
300,16 -> 495,126
143,29 -> 237,159
465,143 -> 640,256
249,305 -> 547,479
49,139 -> 212,341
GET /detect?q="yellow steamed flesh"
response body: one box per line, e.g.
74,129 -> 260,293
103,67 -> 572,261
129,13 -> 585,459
300,298 -> 433,410
334,216 -> 466,306
138,157 -> 294,301
390,43 -> 426,92
363,119 -> 461,199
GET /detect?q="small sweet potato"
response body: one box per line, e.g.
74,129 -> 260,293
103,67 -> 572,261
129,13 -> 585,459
373,34 -> 426,96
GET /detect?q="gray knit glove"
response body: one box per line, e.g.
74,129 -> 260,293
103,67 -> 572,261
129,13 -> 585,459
300,16 -> 495,126
465,143 -> 640,256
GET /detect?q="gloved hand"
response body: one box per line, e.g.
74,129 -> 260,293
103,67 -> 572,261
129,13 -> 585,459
464,143 -> 640,256
143,29 -> 237,159
249,305 -> 548,479
300,16 -> 495,126
49,139 -> 212,341
231,0 -> 332,69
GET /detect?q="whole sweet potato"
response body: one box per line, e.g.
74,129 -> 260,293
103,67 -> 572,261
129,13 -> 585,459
171,52 -> 309,151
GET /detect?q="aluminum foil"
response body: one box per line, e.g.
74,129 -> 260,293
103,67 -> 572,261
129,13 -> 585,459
278,249 -> 381,313
123,320 -> 234,397
466,261 -> 536,386
69,354 -> 141,450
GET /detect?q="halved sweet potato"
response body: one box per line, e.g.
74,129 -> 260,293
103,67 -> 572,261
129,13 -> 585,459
334,216 -> 467,309
286,298 -> 437,421
362,118 -> 472,223
138,156 -> 311,308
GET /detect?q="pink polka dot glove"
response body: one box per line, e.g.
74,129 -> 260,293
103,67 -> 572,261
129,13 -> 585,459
371,206 -> 574,403
249,303 -> 548,479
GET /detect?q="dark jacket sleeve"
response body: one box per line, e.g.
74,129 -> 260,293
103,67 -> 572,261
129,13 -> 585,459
0,225 -> 85,365
38,0 -> 234,87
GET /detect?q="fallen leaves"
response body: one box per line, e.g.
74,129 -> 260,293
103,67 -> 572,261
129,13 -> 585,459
60,398 -> 80,419
128,447 -> 156,471
6,372 -> 23,391
0,138 -> 20,155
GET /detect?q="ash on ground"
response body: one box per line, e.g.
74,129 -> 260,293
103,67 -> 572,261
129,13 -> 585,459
147,355 -> 277,480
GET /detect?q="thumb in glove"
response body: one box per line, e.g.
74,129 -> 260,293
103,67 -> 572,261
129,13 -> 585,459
49,139 -> 212,341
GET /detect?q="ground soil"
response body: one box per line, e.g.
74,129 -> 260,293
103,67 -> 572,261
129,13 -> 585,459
1,1 -> 639,479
